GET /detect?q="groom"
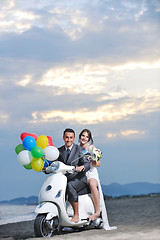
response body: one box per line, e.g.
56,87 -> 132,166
58,128 -> 90,223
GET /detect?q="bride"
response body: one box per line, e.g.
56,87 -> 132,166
79,129 -> 117,230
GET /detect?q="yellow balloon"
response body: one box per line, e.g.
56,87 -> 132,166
31,158 -> 44,172
36,135 -> 49,149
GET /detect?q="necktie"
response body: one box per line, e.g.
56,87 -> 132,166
66,148 -> 71,161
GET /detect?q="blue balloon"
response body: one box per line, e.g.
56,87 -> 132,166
43,159 -> 52,167
23,136 -> 36,151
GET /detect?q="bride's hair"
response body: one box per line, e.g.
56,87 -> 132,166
79,129 -> 94,145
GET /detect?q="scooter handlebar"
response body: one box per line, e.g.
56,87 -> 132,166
45,161 -> 75,174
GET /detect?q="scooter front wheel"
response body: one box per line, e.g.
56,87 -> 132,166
34,214 -> 58,237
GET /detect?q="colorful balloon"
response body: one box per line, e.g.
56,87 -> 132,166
20,132 -> 38,141
16,132 -> 58,172
23,136 -> 36,151
17,150 -> 32,165
31,146 -> 44,158
31,158 -> 44,172
15,144 -> 25,155
43,159 -> 52,168
36,135 -> 48,149
47,136 -> 54,146
24,162 -> 32,170
44,146 -> 59,161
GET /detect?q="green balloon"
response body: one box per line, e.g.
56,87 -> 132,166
24,162 -> 32,170
15,144 -> 25,155
31,146 -> 44,158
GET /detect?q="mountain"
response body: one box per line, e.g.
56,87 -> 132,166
0,196 -> 38,205
102,182 -> 160,197
0,182 -> 160,204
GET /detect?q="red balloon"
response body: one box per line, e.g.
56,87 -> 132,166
20,132 -> 38,141
47,136 -> 55,146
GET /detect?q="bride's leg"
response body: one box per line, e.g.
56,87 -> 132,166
88,178 -> 100,221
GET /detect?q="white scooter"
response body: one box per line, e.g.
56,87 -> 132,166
34,161 -> 103,237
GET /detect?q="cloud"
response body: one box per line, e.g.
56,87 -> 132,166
29,89 -> 160,125
36,62 -> 160,95
0,0 -> 39,33
0,112 -> 8,124
48,7 -> 88,40
106,129 -> 146,139
16,74 -> 32,86
121,129 -> 146,136
38,63 -> 109,94
0,0 -> 159,65
14,10 -> 39,20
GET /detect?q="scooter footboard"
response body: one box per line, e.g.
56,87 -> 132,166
35,202 -> 59,220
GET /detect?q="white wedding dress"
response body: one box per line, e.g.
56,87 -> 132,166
86,145 -> 117,230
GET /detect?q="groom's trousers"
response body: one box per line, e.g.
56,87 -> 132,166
67,178 -> 88,202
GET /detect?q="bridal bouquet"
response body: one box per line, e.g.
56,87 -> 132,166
90,147 -> 102,162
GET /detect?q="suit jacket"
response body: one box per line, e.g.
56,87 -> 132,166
58,143 -> 90,183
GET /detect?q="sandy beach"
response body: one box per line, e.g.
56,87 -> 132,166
0,196 -> 160,240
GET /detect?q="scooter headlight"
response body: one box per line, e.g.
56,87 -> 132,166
46,161 -> 60,173
51,161 -> 59,167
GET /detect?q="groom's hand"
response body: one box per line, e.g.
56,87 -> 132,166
75,166 -> 84,172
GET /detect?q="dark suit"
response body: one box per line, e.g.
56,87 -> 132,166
58,143 -> 90,202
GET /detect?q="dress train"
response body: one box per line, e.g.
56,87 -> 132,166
97,175 -> 117,230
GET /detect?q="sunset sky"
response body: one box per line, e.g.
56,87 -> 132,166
0,0 -> 160,201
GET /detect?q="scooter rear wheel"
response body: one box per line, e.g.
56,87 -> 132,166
34,214 -> 57,237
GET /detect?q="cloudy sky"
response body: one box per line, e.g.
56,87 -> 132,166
0,0 -> 160,201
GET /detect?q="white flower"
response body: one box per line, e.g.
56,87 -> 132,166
90,147 -> 102,162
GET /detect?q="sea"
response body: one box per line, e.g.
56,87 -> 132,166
0,204 -> 37,225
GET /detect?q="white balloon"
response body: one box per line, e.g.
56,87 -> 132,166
17,150 -> 32,165
44,146 -> 59,161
